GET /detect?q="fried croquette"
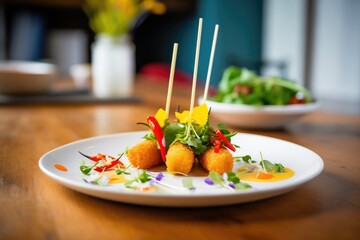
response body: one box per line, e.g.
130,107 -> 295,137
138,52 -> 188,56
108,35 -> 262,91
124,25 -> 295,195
166,141 -> 194,175
127,140 -> 162,169
198,147 -> 234,174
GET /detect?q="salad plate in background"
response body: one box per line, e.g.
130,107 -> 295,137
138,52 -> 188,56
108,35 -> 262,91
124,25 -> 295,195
203,67 -> 319,129
202,98 -> 319,129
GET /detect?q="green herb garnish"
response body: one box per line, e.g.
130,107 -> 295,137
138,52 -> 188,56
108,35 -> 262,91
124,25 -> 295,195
125,170 -> 152,188
116,164 -> 132,175
208,171 -> 252,191
182,178 -> 195,190
259,160 -> 285,173
80,160 -> 99,175
234,155 -> 256,164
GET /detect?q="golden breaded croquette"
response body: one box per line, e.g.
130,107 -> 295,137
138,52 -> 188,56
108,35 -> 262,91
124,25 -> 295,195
127,140 -> 163,169
166,141 -> 194,175
198,147 -> 234,174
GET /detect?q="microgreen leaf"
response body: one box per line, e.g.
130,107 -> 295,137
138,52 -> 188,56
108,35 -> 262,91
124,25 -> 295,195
124,170 -> 152,188
80,160 -> 99,175
217,123 -> 230,134
234,182 -> 252,189
116,164 -> 131,175
83,172 -> 109,185
235,155 -> 255,164
182,178 -> 195,190
226,172 -> 240,184
164,124 -> 182,149
259,160 -> 275,170
273,163 -> 285,173
208,171 -> 252,191
209,171 -> 224,185
259,159 -> 285,173
138,170 -> 152,183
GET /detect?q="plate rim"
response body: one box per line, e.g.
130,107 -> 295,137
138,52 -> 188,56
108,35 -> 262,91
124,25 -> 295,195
201,97 -> 320,114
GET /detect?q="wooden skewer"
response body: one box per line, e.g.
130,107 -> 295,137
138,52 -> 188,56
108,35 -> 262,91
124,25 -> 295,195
165,43 -> 178,116
202,24 -> 219,104
190,18 -> 203,114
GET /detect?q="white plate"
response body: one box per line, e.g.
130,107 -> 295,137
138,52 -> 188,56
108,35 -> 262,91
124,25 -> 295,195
202,98 -> 320,129
39,131 -> 323,207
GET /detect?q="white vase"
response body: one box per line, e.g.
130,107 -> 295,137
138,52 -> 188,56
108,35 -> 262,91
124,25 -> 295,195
91,34 -> 135,98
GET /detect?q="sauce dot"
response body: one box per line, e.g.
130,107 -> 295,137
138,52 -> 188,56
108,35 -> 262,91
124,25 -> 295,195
54,164 -> 67,172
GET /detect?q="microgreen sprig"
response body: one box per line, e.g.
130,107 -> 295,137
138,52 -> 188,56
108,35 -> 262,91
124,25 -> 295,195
236,152 -> 285,174
258,151 -> 285,173
83,171 -> 109,185
116,164 -> 132,175
182,178 -> 195,190
124,170 -> 152,189
234,155 -> 256,164
205,171 -> 251,191
80,160 -> 99,175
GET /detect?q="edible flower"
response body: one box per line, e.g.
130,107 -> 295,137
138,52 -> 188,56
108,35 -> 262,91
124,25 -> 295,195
155,172 -> 164,181
175,110 -> 191,124
175,103 -> 209,127
83,0 -> 166,36
191,103 -> 209,127
154,108 -> 167,128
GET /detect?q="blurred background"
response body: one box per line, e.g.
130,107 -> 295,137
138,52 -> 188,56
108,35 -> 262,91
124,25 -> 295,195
0,0 -> 359,114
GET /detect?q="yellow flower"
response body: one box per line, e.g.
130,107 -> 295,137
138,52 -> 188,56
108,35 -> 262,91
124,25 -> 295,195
191,103 -> 209,127
175,104 -> 209,127
141,0 -> 166,14
175,110 -> 192,124
84,0 -> 166,36
155,108 -> 167,128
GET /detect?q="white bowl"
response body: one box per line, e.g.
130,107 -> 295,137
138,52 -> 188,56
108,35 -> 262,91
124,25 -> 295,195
201,98 -> 320,129
0,61 -> 56,94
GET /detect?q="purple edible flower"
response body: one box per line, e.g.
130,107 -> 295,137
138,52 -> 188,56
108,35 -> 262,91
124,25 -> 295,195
204,178 -> 214,185
228,183 -> 236,189
155,172 -> 164,181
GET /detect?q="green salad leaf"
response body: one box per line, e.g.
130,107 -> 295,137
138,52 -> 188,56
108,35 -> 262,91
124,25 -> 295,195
213,66 -> 312,106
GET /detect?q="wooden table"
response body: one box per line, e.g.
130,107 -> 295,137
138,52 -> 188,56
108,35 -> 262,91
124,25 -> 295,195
1,76 -> 359,240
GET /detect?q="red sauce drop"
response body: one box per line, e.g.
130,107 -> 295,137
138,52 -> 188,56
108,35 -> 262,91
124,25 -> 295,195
54,164 -> 67,172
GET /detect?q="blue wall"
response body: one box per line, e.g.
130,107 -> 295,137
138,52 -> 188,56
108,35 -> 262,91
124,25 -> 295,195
171,0 -> 263,87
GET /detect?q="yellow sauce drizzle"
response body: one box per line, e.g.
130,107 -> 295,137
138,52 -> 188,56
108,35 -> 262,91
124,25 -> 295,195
237,166 -> 295,182
107,172 -> 126,184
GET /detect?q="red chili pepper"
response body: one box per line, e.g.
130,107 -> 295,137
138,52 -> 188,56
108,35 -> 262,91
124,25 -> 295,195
79,152 -> 125,170
147,116 -> 166,161
93,159 -> 122,172
215,129 -> 236,152
79,152 -> 109,162
213,139 -> 221,153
